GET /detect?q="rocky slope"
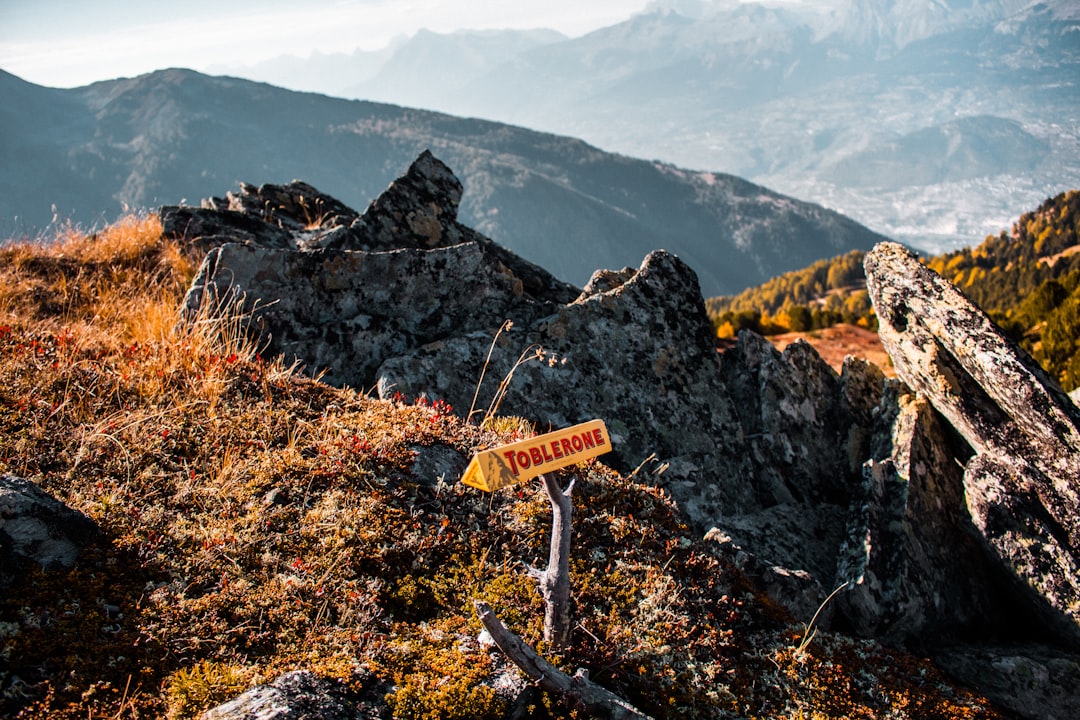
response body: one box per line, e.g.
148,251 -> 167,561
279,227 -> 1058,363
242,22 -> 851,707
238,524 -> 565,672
4,153 -> 1079,718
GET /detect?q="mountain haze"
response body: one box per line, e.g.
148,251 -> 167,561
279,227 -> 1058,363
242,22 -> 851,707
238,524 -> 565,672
0,67 -> 886,295
224,0 -> 1080,254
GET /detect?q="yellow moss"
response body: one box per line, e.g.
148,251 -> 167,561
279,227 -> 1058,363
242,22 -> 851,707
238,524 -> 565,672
164,661 -> 254,720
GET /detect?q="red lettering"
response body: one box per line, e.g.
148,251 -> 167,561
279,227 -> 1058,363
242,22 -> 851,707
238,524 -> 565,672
504,450 -> 519,476
571,436 -> 583,452
530,447 -> 544,466
541,444 -> 553,462
551,441 -> 563,459
517,451 -> 531,470
581,431 -> 595,449
593,428 -> 604,446
560,439 -> 573,456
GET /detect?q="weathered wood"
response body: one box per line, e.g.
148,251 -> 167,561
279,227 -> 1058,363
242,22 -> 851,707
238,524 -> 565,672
474,600 -> 653,720
538,473 -> 574,648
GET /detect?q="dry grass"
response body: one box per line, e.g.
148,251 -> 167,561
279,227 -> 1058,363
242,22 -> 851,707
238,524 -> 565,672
0,217 -> 1005,719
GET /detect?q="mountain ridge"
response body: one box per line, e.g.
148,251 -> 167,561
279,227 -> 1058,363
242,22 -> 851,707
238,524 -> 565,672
215,0 -> 1078,255
0,67 -> 887,296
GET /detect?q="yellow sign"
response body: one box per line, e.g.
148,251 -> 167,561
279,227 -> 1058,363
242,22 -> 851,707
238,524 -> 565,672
461,419 -> 611,491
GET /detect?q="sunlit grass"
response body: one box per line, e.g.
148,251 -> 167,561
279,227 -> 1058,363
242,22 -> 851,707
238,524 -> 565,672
0,217 -> 1005,719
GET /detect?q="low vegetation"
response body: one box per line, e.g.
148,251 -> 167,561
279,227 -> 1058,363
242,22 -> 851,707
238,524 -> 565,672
706,251 -> 874,337
707,190 -> 1080,390
1,217 -> 1005,718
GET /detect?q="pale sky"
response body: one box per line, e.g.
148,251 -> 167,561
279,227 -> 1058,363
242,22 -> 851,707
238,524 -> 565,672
0,0 -> 651,88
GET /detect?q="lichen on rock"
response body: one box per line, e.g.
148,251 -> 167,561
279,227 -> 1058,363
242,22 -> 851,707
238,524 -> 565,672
865,240 -> 1080,647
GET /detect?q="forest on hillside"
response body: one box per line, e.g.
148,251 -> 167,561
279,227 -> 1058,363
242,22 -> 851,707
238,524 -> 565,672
706,190 -> 1080,391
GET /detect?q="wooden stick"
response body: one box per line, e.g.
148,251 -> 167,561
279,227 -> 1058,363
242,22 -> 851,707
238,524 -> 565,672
474,600 -> 653,720
536,473 -> 573,647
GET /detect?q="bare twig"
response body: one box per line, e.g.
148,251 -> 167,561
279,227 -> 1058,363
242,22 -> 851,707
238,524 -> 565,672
795,580 -> 850,656
474,600 -> 653,720
467,319 -> 511,424
538,473 -> 574,648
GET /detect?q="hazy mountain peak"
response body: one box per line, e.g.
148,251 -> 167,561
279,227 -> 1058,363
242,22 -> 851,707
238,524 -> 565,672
641,0 -> 737,17
814,0 -> 1035,48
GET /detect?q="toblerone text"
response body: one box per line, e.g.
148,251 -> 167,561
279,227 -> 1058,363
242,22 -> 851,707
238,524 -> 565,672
460,419 -> 611,491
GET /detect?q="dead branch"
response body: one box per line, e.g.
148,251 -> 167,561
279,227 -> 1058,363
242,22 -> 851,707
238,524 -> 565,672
474,600 -> 653,720
535,472 -> 574,648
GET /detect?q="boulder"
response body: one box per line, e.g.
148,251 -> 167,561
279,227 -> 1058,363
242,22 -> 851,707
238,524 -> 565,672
164,151 -> 578,303
200,669 -> 388,720
933,644 -> 1080,720
377,249 -> 758,519
174,152 -> 578,391
0,475 -> 98,584
865,241 -> 1080,646
181,241 -> 566,389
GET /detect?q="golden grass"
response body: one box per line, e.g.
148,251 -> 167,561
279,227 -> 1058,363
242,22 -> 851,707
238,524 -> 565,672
0,217 -> 1005,719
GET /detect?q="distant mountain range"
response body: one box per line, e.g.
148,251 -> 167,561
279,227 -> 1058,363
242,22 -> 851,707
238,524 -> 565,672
0,67 -> 887,296
220,0 -> 1080,254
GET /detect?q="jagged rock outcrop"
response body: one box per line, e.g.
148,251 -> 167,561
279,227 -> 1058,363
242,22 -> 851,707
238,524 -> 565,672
717,332 -> 848,507
172,153 -> 760,518
377,249 -> 758,518
0,474 -> 99,588
169,153 -> 1080,682
171,153 -> 577,390
163,151 -> 578,303
707,345 -> 1014,644
865,240 -> 1080,646
835,392 -> 1010,645
182,241 -> 566,389
200,670 -> 389,720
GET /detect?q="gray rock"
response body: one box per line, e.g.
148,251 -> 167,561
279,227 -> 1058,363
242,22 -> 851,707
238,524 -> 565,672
165,151 -> 578,303
177,152 -> 578,391
708,503 -> 847,599
200,669 -> 388,720
0,474 -> 98,586
160,205 -> 296,255
835,396 -> 1008,646
934,644 -> 1080,720
204,180 -> 359,237
377,249 -> 758,520
837,356 -> 888,477
705,525 -> 829,626
704,500 -> 856,628
865,240 -> 1080,646
718,332 -> 846,507
182,240 -> 563,389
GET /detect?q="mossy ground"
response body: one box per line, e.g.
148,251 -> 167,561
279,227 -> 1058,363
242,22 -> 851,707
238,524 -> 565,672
0,217 -> 1006,718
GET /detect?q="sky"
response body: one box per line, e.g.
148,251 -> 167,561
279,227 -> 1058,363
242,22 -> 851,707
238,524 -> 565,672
0,0 -> 652,88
